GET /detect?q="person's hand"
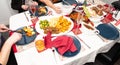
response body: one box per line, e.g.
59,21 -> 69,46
32,1 -> 38,6
6,32 -> 22,45
21,5 -> 29,10
22,1 -> 38,10
54,6 -> 62,14
0,24 -> 9,32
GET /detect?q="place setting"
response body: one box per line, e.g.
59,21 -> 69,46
96,23 -> 120,40
25,0 -> 48,17
32,14 -> 82,58
34,31 -> 81,59
9,26 -> 37,45
29,6 -> 48,17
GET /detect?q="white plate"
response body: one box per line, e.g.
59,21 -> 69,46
86,5 -> 106,23
35,16 -> 74,36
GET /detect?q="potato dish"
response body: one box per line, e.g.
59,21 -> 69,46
39,16 -> 71,34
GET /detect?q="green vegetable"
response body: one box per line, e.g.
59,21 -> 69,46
39,20 -> 49,29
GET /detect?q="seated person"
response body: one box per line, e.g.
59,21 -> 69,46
0,24 -> 22,65
11,0 -> 61,13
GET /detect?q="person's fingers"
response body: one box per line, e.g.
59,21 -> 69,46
0,27 -> 9,32
34,2 -> 38,5
22,5 -> 29,10
55,6 -> 62,14
0,24 -> 9,30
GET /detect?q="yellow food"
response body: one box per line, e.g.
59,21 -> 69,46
35,40 -> 45,52
39,20 -> 49,29
69,11 -> 79,21
55,16 -> 71,32
38,7 -> 46,14
39,16 -> 71,34
49,17 -> 59,27
23,26 -> 35,37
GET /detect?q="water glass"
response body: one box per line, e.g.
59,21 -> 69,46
29,4 -> 37,17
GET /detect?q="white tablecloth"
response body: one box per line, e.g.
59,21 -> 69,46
9,3 -> 120,65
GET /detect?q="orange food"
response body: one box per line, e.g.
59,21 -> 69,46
38,7 -> 46,15
23,26 -> 35,37
91,7 -> 103,16
69,11 -> 79,21
35,40 -> 45,52
82,15 -> 89,23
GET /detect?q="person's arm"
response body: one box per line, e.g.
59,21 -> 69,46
40,0 -> 61,13
0,32 -> 22,65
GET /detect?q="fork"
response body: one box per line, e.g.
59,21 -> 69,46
94,29 -> 108,42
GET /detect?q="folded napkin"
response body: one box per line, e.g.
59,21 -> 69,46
44,32 -> 77,55
31,17 -> 39,27
101,13 -> 114,23
72,22 -> 82,35
44,32 -> 52,48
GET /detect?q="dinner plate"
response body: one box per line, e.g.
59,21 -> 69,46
29,6 -> 48,17
56,35 -> 81,57
35,16 -> 74,36
96,23 -> 119,40
86,5 -> 106,21
16,26 -> 37,45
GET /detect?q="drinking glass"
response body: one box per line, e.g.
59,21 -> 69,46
74,6 -> 83,34
75,12 -> 82,34
25,0 -> 37,17
29,4 -> 37,17
77,12 -> 81,27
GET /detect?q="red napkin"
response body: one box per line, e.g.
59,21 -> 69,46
101,13 -> 114,23
103,4 -> 115,13
31,17 -> 39,27
72,22 -> 82,35
44,32 -> 77,55
44,32 -> 52,48
52,36 -> 77,55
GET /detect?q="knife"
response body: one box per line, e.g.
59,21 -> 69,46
24,12 -> 29,22
83,24 -> 94,30
75,35 -> 91,49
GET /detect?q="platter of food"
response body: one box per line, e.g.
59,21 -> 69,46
35,16 -> 74,36
15,26 -> 37,45
86,5 -> 106,22
86,5 -> 104,17
29,6 -> 48,17
37,6 -> 48,16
